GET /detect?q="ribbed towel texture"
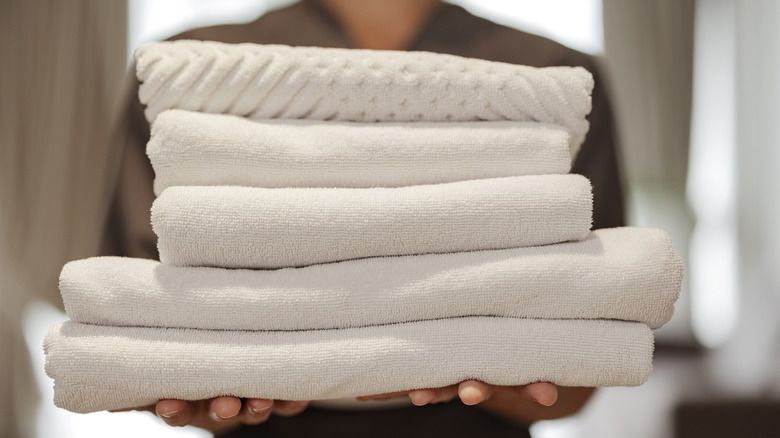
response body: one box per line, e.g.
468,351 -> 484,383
148,110 -> 574,195
45,41 -> 683,414
135,41 -> 594,149
44,318 -> 654,413
152,175 -> 593,269
61,228 -> 683,331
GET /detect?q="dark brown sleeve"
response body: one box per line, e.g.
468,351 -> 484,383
99,72 -> 159,260
571,63 -> 626,230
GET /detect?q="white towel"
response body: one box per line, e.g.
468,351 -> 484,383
44,317 -> 654,413
61,228 -> 683,330
148,110 -> 574,195
135,41 -> 594,149
151,175 -> 593,269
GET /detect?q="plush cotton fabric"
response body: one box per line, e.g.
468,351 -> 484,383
61,228 -> 682,330
44,317 -> 654,413
148,110 -> 574,195
151,175 -> 593,269
135,41 -> 594,149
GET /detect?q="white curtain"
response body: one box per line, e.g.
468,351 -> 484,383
706,0 -> 780,396
601,0 -> 696,345
602,0 -> 694,182
0,1 -> 127,435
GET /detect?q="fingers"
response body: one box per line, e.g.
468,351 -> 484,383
208,396 -> 242,422
151,396 -> 309,432
458,380 -> 492,406
408,384 -> 459,406
242,398 -> 274,425
273,400 -> 309,417
156,399 -> 193,427
433,385 -> 460,404
407,381 -> 558,409
408,388 -> 436,406
521,382 -> 559,407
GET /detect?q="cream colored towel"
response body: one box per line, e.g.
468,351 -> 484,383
44,317 -> 654,413
61,228 -> 682,330
148,110 -> 574,195
135,41 -> 594,150
151,175 -> 593,269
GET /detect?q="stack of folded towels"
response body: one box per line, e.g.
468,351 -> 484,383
44,41 -> 684,414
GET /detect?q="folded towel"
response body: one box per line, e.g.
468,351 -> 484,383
151,175 -> 593,269
148,110 -> 574,195
135,41 -> 594,149
44,317 -> 654,413
61,228 -> 682,330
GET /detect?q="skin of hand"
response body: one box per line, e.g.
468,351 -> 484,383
358,381 -> 596,427
113,397 -> 309,434
117,381 -> 592,432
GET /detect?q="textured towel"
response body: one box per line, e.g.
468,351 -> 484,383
44,318 -> 654,413
61,228 -> 683,330
151,175 -> 593,269
148,110 -> 574,195
135,41 -> 594,149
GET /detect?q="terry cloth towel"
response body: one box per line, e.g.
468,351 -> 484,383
151,175 -> 593,269
44,317 -> 654,413
148,110 -> 575,195
61,228 -> 683,331
135,41 -> 594,149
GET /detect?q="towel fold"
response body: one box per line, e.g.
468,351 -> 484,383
148,110 -> 574,195
44,317 -> 653,413
61,228 -> 682,330
151,175 -> 593,269
135,41 -> 594,149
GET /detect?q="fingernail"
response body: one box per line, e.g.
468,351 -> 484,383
159,409 -> 181,419
409,391 -> 430,406
460,386 -> 483,406
210,411 -> 237,421
248,400 -> 273,414
535,396 -> 556,407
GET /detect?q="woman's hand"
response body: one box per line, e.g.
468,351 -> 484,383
357,381 -> 557,406
359,381 -> 594,426
116,382 -> 592,432
114,397 -> 309,434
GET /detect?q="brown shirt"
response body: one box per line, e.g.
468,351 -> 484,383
102,1 -> 625,260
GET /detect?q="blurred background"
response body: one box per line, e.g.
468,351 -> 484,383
1,0 -> 778,436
